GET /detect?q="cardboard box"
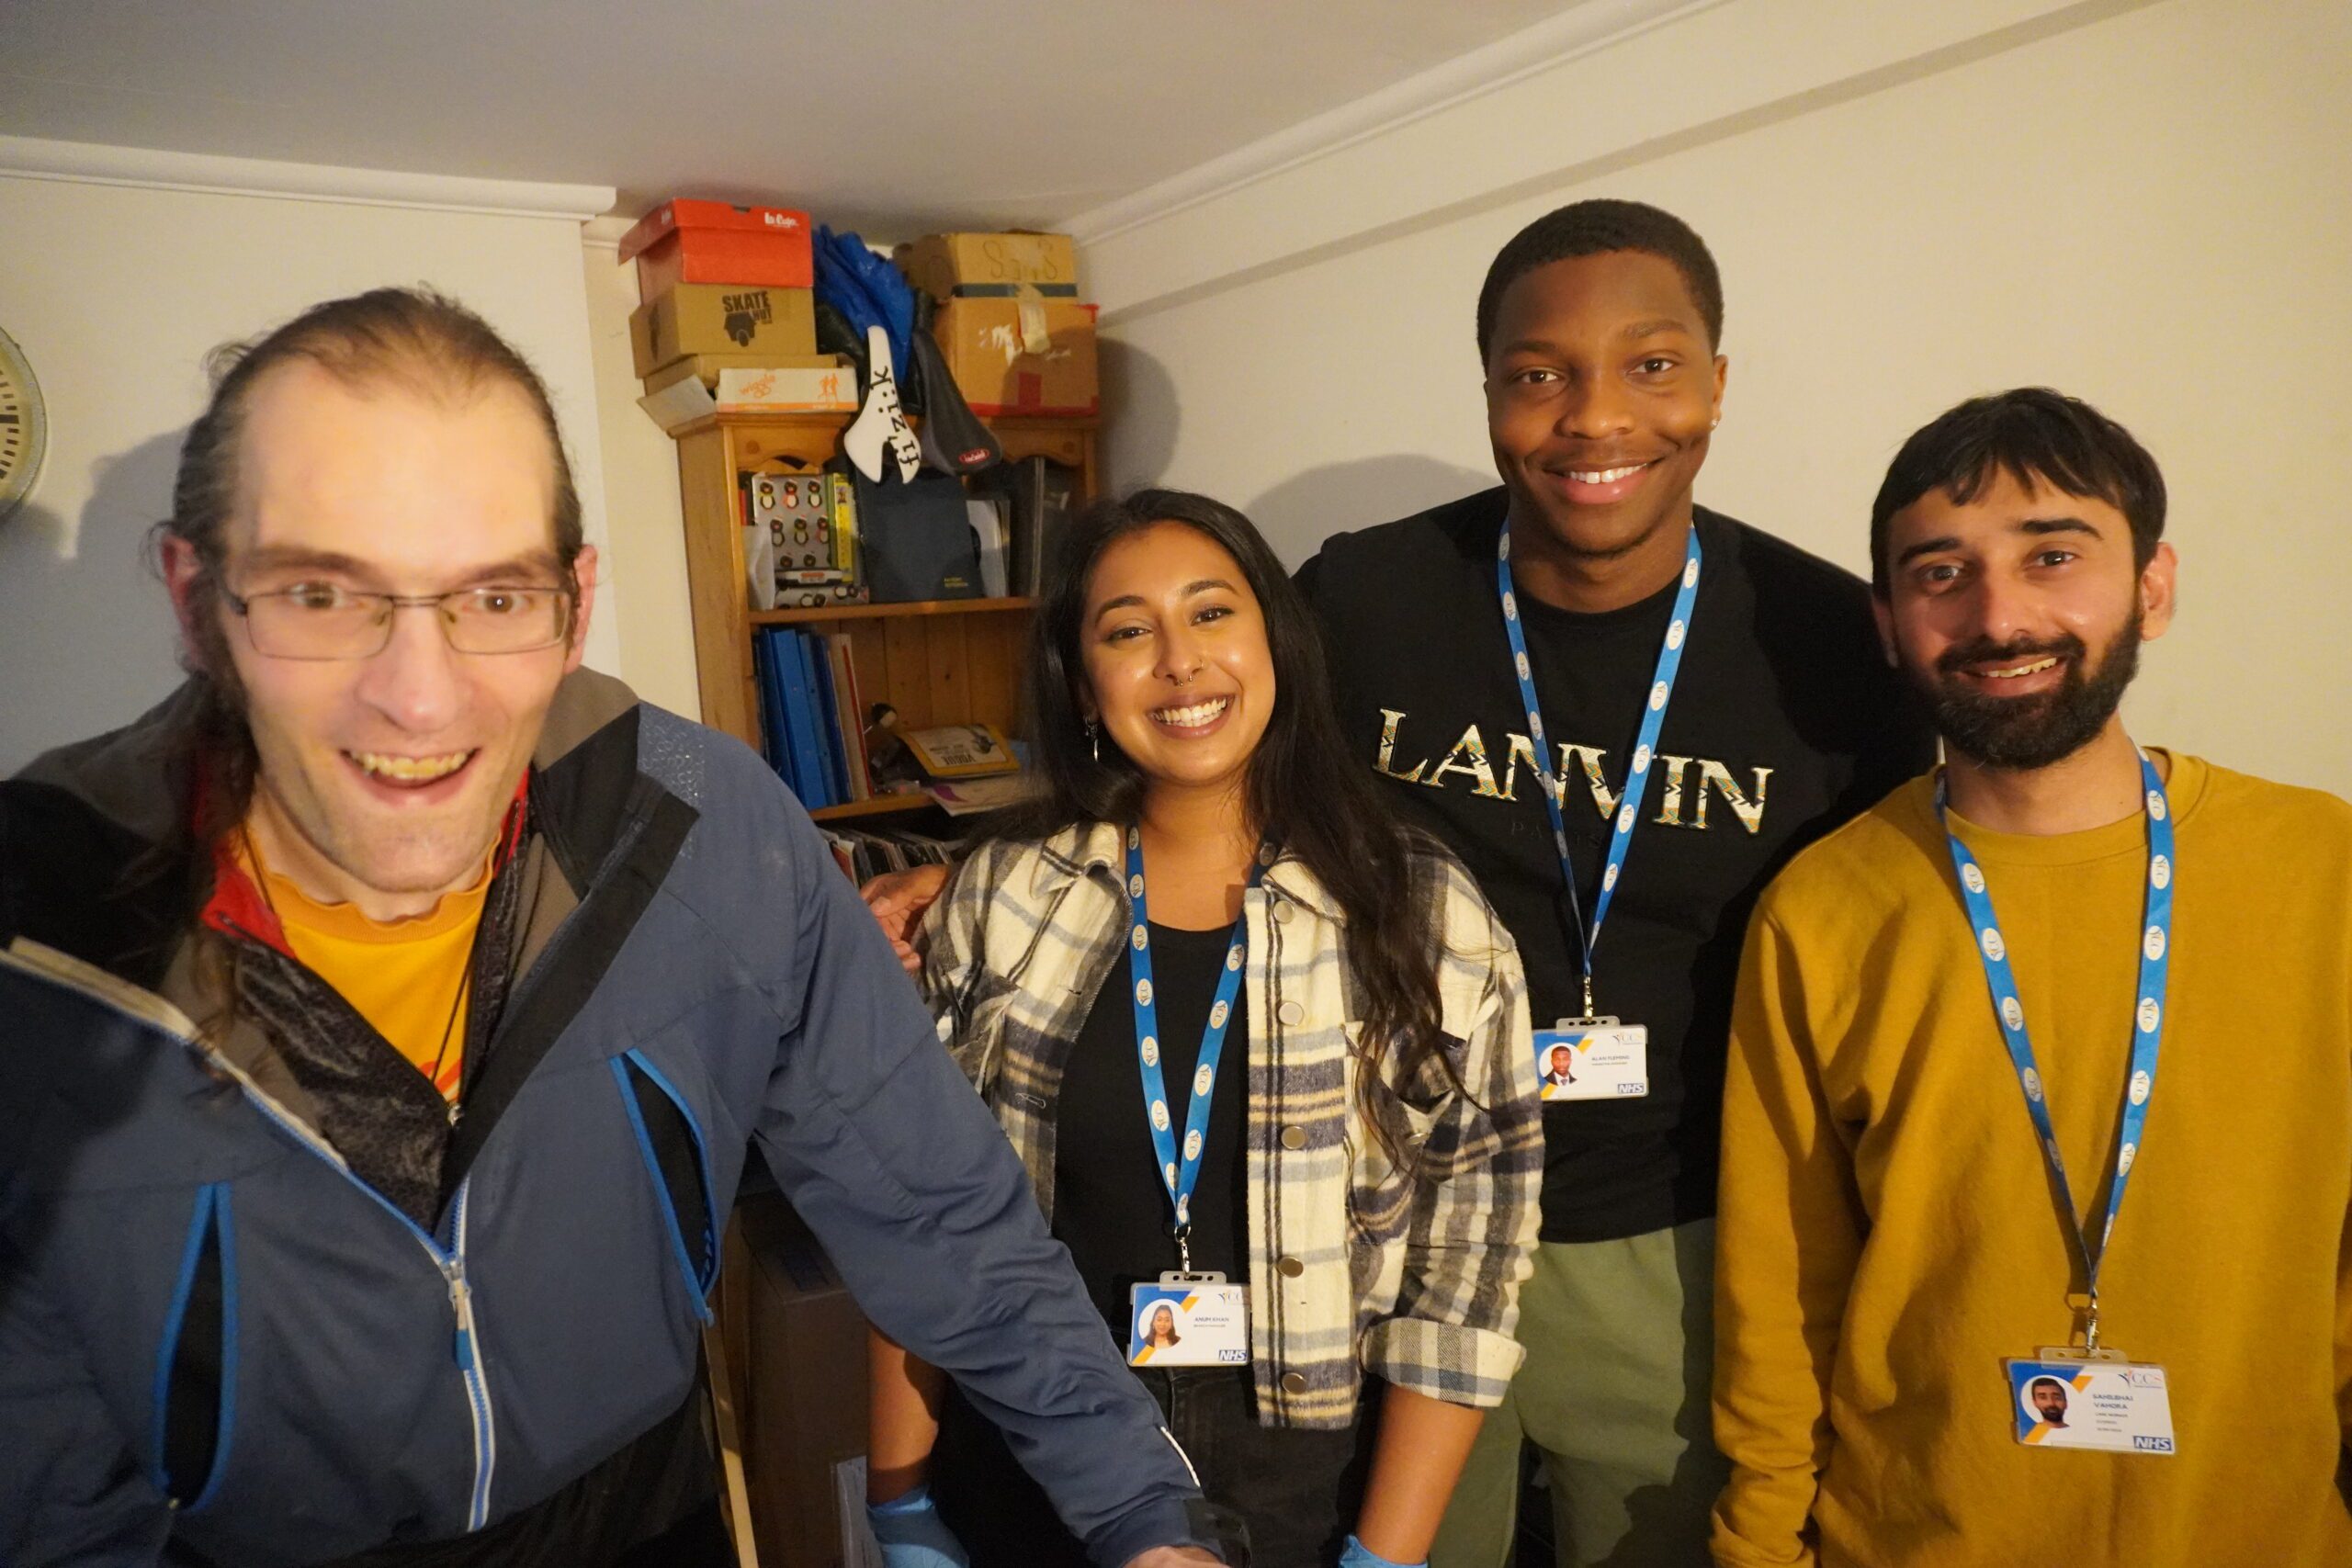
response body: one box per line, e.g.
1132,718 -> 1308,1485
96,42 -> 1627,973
897,231 -> 1079,302
644,352 -> 841,390
931,299 -> 1099,417
632,285 -> 818,378
620,197 -> 814,299
725,1193 -> 870,1568
638,360 -> 859,435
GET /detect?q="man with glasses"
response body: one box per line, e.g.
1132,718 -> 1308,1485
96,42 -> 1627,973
0,289 -> 1224,1568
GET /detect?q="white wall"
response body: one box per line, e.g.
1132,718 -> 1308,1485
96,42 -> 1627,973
0,159 -> 618,773
1090,0 -> 2352,794
578,227 -> 699,721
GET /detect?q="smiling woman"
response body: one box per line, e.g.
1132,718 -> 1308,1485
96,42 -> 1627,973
863,488 -> 1544,1568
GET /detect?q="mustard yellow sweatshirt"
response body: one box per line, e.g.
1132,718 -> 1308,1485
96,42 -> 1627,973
1712,752 -> 2352,1567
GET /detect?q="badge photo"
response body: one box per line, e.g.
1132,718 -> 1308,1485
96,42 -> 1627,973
1127,1280 -> 1249,1368
2006,1356 -> 2177,1454
1533,1020 -> 1649,1100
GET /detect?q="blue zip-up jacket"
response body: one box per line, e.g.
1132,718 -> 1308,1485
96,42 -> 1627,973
0,671 -> 1212,1567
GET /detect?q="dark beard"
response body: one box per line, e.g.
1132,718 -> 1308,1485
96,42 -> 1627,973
1917,605 -> 2143,771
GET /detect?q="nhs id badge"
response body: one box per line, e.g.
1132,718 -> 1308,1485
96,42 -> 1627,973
1534,1018 -> 1649,1100
1128,1274 -> 1250,1368
2006,1351 -> 2177,1454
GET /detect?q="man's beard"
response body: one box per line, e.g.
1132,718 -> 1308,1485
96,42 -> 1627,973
1917,604 -> 2143,771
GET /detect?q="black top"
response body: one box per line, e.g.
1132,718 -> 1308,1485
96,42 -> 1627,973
1298,489 -> 1933,1242
1054,920 -> 1251,1343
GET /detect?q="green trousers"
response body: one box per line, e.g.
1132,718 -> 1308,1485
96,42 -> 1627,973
1432,1219 -> 1728,1568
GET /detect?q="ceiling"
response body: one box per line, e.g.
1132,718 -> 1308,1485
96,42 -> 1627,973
0,0 -> 1586,232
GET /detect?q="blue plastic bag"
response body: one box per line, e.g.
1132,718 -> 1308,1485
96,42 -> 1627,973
813,226 -> 915,386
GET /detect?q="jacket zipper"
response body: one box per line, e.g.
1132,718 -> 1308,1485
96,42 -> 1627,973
445,1184 -> 497,1528
185,1034 -> 500,1529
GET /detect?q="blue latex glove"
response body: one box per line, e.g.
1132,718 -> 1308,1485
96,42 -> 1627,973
866,1483 -> 970,1568
1339,1535 -> 1424,1568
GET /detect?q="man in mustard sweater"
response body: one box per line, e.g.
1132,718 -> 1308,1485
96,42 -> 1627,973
1711,387 -> 2352,1566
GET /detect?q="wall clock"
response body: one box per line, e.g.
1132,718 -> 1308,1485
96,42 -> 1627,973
0,326 -> 49,524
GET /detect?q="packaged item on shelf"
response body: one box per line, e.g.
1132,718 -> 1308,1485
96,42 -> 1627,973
631,285 -> 818,378
742,469 -> 865,610
752,473 -> 838,571
930,299 -> 1098,417
618,197 -> 814,300
896,232 -> 1079,302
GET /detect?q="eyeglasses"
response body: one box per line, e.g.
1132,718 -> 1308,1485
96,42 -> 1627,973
224,583 -> 574,660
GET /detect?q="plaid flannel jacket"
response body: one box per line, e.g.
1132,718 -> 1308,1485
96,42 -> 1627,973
918,821 -> 1543,1427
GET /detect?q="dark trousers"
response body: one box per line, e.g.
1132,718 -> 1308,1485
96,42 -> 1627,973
933,1366 -> 1381,1568
165,1389 -> 722,1568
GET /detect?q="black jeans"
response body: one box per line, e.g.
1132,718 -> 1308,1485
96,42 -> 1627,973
933,1366 -> 1381,1568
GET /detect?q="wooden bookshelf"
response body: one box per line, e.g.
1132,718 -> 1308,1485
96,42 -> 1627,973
808,794 -> 936,824
672,411 -> 1092,761
752,595 -> 1035,626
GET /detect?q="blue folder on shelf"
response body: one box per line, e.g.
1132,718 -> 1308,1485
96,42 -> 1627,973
772,628 -> 835,809
752,629 -> 797,795
801,631 -> 853,805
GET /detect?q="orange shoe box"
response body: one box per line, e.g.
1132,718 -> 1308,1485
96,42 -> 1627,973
620,197 -> 814,300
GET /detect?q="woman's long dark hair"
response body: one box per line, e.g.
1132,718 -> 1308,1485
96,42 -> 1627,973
983,489 -> 1456,1162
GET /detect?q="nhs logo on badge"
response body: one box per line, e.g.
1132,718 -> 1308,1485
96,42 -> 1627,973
2132,1435 -> 2176,1452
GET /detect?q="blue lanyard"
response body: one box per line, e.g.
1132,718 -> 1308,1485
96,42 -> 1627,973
1936,750 -> 2174,1350
1497,520 -> 1702,1017
1125,829 -> 1260,1269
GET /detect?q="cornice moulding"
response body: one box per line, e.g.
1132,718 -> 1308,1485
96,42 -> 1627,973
0,135 -> 616,222
1063,0 -> 1726,247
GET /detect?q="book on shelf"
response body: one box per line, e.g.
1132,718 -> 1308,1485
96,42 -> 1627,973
752,629 -> 797,795
816,821 -> 960,886
978,455 -> 1080,597
768,627 -> 834,809
901,723 -> 1019,779
820,632 -> 872,802
755,626 -> 892,811
924,773 -> 1033,817
797,629 -> 851,805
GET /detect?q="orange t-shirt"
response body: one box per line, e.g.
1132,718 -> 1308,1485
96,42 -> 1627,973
238,837 -> 493,1102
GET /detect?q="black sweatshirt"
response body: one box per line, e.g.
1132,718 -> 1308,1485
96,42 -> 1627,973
1298,489 -> 1933,1242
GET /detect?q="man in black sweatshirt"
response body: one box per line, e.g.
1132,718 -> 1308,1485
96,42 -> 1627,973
1295,201 -> 1930,1568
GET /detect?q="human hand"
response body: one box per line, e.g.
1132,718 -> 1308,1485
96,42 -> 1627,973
862,863 -> 951,976
866,1483 -> 969,1568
